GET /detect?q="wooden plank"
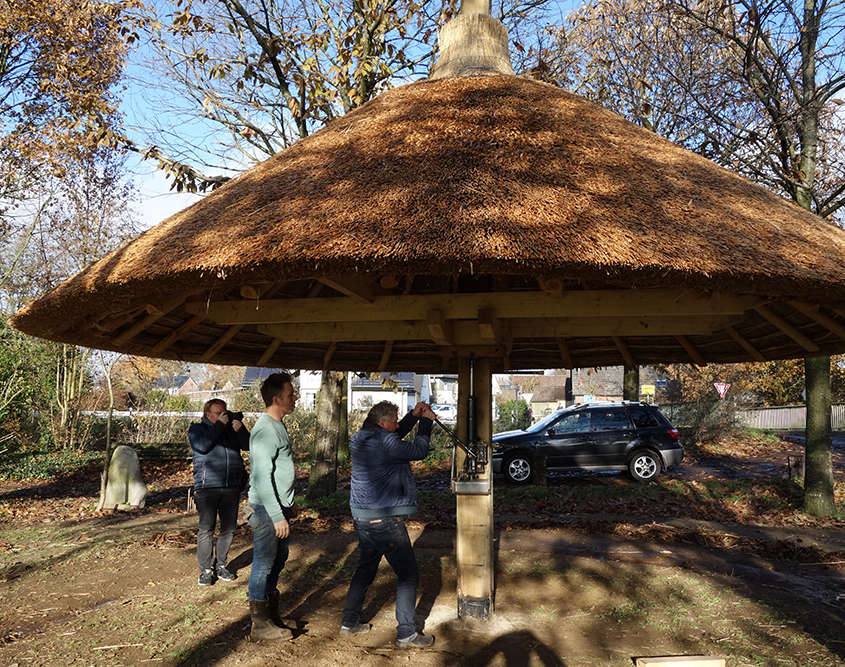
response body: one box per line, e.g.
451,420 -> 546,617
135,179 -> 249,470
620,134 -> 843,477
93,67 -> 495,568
186,289 -> 757,324
455,357 -> 494,620
755,304 -> 820,352
635,657 -> 725,667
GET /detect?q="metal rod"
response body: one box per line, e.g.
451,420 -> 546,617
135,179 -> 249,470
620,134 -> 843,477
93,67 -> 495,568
432,415 -> 476,460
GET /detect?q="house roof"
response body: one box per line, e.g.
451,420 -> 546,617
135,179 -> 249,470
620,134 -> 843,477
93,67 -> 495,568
12,74 -> 845,371
531,385 -> 568,402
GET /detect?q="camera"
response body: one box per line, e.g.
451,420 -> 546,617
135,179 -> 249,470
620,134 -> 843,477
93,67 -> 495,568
224,410 -> 244,425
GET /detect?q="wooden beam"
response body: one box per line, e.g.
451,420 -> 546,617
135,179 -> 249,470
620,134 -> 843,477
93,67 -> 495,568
322,342 -> 337,371
257,314 -> 740,344
378,341 -> 394,371
186,289 -> 757,325
788,299 -> 845,341
556,337 -> 573,368
318,277 -> 376,303
200,324 -> 244,362
612,336 -> 635,366
150,314 -> 205,356
427,310 -> 454,345
675,335 -> 707,366
113,299 -> 183,346
257,337 -> 283,366
755,304 -> 820,352
478,308 -> 497,342
724,326 -> 766,362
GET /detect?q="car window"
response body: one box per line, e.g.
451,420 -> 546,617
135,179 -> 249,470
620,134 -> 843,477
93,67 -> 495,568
553,412 -> 589,434
628,408 -> 660,428
590,409 -> 630,431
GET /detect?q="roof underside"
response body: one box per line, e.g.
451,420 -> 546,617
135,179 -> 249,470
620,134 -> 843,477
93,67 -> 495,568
11,75 -> 845,371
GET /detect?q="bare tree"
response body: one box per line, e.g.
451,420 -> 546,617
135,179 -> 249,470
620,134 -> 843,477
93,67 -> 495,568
546,0 -> 845,515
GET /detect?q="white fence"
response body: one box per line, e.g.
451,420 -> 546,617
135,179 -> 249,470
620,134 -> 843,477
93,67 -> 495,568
738,404 -> 845,431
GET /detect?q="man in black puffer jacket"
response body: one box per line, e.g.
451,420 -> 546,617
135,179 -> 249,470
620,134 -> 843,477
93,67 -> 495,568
189,399 -> 249,586
339,400 -> 436,649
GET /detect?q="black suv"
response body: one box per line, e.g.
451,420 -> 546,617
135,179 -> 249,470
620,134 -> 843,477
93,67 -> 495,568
492,402 -> 683,484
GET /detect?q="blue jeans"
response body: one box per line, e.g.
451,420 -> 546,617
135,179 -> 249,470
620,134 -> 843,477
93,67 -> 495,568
342,516 -> 419,640
194,486 -> 240,571
247,504 -> 289,601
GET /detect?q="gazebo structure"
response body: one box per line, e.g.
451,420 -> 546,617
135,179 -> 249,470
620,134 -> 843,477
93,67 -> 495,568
12,1 -> 845,621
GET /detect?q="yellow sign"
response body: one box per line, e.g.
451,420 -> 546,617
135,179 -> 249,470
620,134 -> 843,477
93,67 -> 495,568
641,385 -> 655,395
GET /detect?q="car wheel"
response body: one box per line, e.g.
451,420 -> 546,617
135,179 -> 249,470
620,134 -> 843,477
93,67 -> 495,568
628,450 -> 661,482
504,453 -> 533,485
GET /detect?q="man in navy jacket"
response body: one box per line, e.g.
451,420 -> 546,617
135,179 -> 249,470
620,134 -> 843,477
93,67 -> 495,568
188,399 -> 249,586
340,400 -> 436,648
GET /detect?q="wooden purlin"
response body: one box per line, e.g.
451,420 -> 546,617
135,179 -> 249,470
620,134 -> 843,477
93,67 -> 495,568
611,336 -> 635,366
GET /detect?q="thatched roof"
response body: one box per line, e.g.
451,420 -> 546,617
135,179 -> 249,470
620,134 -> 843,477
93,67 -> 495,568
11,74 -> 845,371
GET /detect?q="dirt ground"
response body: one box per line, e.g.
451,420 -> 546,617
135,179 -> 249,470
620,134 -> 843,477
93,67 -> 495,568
1,435 -> 844,667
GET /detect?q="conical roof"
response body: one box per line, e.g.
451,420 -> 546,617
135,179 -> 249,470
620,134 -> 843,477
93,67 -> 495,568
11,74 -> 845,371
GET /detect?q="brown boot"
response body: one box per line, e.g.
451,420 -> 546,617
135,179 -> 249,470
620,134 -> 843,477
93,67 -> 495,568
249,600 -> 292,641
268,589 -> 296,630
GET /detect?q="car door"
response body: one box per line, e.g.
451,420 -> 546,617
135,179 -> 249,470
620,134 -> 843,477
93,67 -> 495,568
586,408 -> 635,466
534,411 -> 592,468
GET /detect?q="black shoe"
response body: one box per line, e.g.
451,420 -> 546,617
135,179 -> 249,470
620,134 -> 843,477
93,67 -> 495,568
396,633 -> 434,648
339,623 -> 371,636
198,569 -> 215,586
216,565 -> 237,581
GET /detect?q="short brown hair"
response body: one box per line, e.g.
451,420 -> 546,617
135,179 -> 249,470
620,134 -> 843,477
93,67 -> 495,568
203,398 -> 226,415
260,372 -> 294,407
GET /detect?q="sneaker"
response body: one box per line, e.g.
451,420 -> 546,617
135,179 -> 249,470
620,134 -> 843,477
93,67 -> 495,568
216,565 -> 237,581
395,632 -> 434,648
198,569 -> 215,586
339,623 -> 371,636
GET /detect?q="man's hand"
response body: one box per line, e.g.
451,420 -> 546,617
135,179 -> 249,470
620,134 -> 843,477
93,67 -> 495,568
218,412 -> 230,426
421,406 -> 436,420
412,401 -> 430,417
274,518 -> 290,539
231,420 -> 243,431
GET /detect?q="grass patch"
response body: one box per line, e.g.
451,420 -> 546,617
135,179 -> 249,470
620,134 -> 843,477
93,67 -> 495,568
0,448 -> 102,480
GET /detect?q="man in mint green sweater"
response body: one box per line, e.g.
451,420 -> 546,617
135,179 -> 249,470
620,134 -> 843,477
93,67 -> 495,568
247,372 -> 298,641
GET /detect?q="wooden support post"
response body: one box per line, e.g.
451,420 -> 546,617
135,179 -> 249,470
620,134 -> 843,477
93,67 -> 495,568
455,357 -> 494,620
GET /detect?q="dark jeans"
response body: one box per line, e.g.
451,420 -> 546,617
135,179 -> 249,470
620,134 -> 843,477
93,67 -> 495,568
342,516 -> 419,640
194,486 -> 241,571
247,504 -> 289,601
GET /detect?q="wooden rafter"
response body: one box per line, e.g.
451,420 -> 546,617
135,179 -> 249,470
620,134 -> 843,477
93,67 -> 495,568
151,314 -> 205,356
257,337 -> 283,366
788,299 -> 845,341
611,336 -> 635,366
318,277 -> 377,303
724,326 -> 766,362
755,304 -> 820,352
675,335 -> 707,366
556,337 -> 573,368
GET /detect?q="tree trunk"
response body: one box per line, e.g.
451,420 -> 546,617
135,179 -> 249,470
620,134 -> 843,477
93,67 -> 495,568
97,352 -> 118,511
803,355 -> 835,516
623,365 -> 639,402
337,373 -> 349,462
306,371 -> 343,501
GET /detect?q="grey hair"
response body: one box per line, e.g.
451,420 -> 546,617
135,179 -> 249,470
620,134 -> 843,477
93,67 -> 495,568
367,401 -> 399,425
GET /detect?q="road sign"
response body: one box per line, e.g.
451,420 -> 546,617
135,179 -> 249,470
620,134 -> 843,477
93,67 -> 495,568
641,384 -> 655,396
713,382 -> 730,398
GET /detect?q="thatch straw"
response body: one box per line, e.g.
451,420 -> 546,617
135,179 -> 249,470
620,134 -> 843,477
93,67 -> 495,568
11,75 -> 845,371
